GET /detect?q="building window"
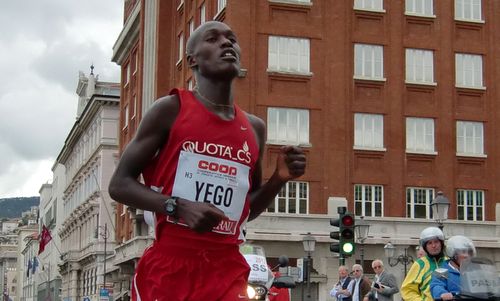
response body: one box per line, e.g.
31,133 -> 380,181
354,113 -> 384,149
189,18 -> 195,35
178,32 -> 184,64
406,49 -> 434,84
268,36 -> 310,74
267,181 -> 309,214
406,117 -> 435,153
133,50 -> 138,75
177,0 -> 184,11
124,63 -> 130,86
354,44 -> 384,80
267,107 -> 309,145
188,78 -> 194,90
354,184 -> 383,217
455,0 -> 482,21
405,0 -> 433,16
457,189 -> 484,221
455,53 -> 483,88
406,187 -> 434,219
123,105 -> 129,129
200,3 -> 206,24
131,95 -> 137,119
456,121 -> 484,156
354,0 -> 383,11
217,0 -> 227,14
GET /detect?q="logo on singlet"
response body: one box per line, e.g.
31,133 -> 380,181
182,140 -> 252,164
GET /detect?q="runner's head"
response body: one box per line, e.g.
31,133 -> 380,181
186,21 -> 241,81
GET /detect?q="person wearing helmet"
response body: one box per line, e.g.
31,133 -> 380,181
430,235 -> 476,300
401,227 -> 447,300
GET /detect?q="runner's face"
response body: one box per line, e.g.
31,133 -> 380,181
425,238 -> 442,255
193,23 -> 241,80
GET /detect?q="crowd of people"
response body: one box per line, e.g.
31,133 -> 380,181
330,227 -> 478,301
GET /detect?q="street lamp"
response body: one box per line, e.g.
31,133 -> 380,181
384,242 -> 414,276
355,216 -> 370,268
431,191 -> 450,230
96,223 -> 109,293
302,232 -> 316,301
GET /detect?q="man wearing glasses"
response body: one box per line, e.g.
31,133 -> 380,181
363,259 -> 399,301
348,264 -> 372,301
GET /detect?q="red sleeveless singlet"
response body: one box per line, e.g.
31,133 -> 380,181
143,88 -> 260,246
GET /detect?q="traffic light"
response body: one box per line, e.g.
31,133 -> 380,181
330,216 -> 342,253
339,213 -> 355,257
330,210 -> 356,257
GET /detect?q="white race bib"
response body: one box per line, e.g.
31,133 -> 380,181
171,151 -> 250,235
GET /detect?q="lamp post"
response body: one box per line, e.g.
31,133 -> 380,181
355,216 -> 370,269
96,223 -> 109,292
302,232 -> 316,301
431,191 -> 450,230
384,242 -> 414,276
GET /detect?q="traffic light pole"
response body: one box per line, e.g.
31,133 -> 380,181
339,254 -> 345,266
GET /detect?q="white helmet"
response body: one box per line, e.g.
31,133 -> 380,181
419,227 -> 445,247
445,235 -> 476,259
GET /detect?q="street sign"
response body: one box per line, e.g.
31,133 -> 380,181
99,288 -> 109,301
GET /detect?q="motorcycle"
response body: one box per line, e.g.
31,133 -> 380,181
433,257 -> 500,300
240,243 -> 296,300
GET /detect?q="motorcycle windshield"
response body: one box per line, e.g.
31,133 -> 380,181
460,257 -> 500,298
240,244 -> 271,284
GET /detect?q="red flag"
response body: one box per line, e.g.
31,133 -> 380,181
38,225 -> 53,254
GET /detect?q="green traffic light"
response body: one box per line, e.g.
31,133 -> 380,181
342,242 -> 354,254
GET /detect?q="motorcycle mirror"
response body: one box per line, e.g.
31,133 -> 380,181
278,255 -> 289,268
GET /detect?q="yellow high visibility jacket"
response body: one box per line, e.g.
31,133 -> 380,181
401,255 -> 446,301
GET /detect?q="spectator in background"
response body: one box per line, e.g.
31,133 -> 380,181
363,259 -> 398,301
330,265 -> 352,301
348,264 -> 371,301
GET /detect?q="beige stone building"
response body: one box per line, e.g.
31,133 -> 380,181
41,69 -> 121,301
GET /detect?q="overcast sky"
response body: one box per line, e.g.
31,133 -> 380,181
0,1 -> 123,198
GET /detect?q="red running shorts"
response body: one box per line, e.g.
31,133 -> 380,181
131,239 -> 250,301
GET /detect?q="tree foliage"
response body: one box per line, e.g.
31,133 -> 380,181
0,196 -> 39,218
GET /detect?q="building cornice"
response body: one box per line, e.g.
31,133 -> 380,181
112,2 -> 140,65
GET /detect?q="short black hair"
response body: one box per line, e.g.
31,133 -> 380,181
186,21 -> 227,56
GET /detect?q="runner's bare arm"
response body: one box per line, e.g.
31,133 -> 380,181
108,95 -> 179,213
108,95 -> 227,232
246,114 -> 306,221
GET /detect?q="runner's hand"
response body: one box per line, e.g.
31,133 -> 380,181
177,199 -> 229,232
275,145 -> 306,181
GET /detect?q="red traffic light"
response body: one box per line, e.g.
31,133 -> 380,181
342,215 -> 354,226
341,229 -> 354,239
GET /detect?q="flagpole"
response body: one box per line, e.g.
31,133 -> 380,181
47,263 -> 51,301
